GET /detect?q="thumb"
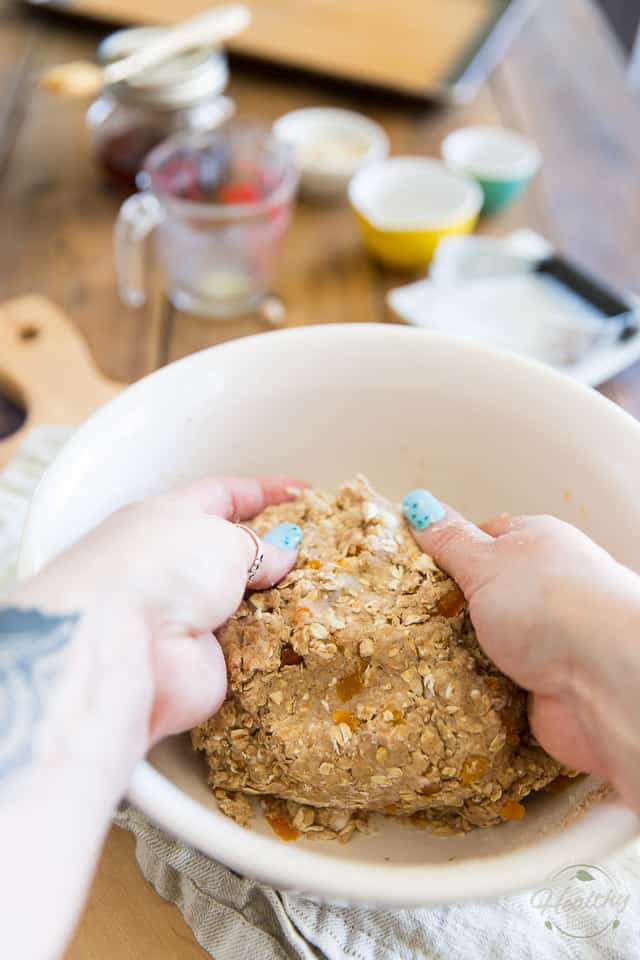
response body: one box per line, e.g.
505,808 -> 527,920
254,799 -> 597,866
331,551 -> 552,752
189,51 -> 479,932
401,489 -> 492,594
150,630 -> 228,741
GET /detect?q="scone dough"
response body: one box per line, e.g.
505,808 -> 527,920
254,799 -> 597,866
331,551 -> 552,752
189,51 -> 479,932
192,476 -> 562,836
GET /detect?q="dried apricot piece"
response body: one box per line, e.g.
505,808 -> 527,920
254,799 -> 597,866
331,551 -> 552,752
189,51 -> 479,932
500,800 -> 526,820
293,606 -> 311,624
461,755 -> 489,784
438,584 -> 465,618
336,671 -> 364,702
266,814 -> 300,841
333,708 -> 358,731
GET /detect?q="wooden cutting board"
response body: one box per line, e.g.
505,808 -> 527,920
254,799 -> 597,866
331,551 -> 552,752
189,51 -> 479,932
26,0 -> 525,100
0,296 -> 123,467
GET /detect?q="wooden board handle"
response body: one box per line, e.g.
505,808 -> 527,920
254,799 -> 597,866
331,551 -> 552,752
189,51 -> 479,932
0,296 -> 124,468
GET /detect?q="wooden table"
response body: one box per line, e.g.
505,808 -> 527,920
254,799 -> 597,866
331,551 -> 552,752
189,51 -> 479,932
0,0 -> 639,955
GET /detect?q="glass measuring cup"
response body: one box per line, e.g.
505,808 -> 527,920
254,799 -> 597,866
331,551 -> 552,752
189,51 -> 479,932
115,125 -> 299,316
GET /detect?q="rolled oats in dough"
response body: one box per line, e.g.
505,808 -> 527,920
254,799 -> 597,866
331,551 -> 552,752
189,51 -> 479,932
192,476 -> 564,840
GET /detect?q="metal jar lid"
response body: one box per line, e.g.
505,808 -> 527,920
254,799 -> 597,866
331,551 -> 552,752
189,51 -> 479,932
97,26 -> 229,110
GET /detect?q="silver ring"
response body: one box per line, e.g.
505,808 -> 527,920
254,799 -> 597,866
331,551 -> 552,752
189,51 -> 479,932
238,524 -> 264,583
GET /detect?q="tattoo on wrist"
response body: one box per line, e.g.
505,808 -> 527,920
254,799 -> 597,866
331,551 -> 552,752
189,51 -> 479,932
0,607 -> 80,780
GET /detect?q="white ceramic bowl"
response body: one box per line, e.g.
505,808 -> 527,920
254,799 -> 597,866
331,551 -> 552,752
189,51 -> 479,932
18,325 -> 640,907
272,107 -> 389,200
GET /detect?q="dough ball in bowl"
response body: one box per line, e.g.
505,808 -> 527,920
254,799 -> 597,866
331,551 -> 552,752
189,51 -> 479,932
192,476 -> 563,839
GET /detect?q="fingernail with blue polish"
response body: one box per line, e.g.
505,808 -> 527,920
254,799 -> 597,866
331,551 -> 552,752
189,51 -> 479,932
402,490 -> 445,531
264,522 -> 303,551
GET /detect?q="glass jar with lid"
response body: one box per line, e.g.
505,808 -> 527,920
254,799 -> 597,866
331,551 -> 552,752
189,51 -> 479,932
86,26 -> 234,186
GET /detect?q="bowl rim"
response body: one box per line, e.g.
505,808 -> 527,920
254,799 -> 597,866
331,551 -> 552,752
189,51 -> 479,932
127,761 -> 638,907
442,125 -> 542,183
18,323 -> 640,906
348,157 -> 483,232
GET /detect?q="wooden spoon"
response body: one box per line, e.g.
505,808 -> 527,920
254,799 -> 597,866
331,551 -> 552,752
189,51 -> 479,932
41,4 -> 250,98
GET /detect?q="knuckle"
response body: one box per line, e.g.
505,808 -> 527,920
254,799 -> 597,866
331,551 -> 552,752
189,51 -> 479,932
224,521 -> 255,571
426,524 -> 480,590
526,514 -> 578,548
430,523 -> 467,557
528,514 -> 564,533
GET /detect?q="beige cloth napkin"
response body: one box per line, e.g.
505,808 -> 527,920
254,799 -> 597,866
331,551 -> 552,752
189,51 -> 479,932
2,427 -> 639,960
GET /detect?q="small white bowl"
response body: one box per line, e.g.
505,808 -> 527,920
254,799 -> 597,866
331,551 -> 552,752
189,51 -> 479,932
17,325 -> 640,907
442,126 -> 541,212
272,107 -> 389,200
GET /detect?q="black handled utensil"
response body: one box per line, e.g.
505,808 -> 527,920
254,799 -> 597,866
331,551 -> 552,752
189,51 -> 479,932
535,255 -> 638,341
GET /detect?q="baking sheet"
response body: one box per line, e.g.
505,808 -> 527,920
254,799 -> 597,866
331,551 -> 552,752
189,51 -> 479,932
24,0 -> 537,101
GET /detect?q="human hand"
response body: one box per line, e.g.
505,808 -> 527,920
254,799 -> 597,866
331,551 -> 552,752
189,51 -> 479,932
402,490 -> 640,808
3,478 -> 307,960
18,476 -> 306,747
